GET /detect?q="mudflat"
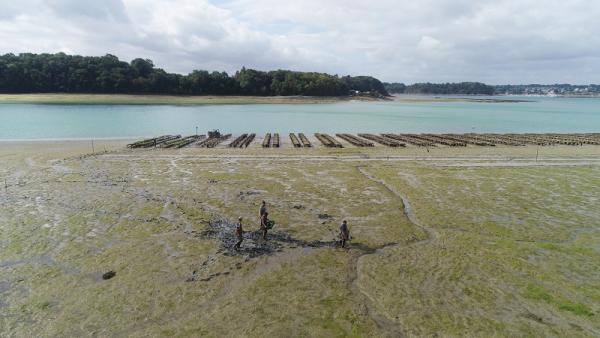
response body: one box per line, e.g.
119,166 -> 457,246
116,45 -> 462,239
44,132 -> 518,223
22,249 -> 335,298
0,94 -> 380,105
1,140 -> 599,337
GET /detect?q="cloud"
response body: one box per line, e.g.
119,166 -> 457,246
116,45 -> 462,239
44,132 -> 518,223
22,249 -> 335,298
417,36 -> 442,52
0,0 -> 599,84
47,0 -> 129,22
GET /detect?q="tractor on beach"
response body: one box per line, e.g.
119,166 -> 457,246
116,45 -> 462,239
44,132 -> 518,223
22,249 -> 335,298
208,129 -> 221,138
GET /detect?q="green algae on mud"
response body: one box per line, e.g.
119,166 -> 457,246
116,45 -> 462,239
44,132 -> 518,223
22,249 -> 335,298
359,164 -> 600,336
1,141 -> 600,337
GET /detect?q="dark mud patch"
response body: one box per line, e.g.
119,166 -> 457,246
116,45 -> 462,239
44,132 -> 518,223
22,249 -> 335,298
200,219 -> 341,258
102,271 -> 116,280
190,270 -> 232,282
521,311 -> 544,323
188,220 -> 379,284
238,190 -> 265,200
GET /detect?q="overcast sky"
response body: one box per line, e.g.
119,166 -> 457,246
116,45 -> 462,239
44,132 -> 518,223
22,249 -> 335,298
0,0 -> 598,84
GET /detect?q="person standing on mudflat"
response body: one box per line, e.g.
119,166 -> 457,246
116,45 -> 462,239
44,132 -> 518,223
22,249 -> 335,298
340,220 -> 350,248
259,200 -> 267,223
234,217 -> 244,250
260,211 -> 269,240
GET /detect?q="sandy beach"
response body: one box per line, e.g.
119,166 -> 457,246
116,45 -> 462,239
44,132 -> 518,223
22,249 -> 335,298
0,94 -> 383,105
1,139 -> 600,336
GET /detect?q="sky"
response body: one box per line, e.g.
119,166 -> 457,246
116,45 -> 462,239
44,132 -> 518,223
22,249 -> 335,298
0,0 -> 599,84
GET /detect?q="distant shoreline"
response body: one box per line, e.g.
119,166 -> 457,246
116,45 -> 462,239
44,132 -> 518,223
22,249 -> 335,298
503,94 -> 600,98
390,94 -> 532,103
0,93 -> 383,105
3,93 -> 596,106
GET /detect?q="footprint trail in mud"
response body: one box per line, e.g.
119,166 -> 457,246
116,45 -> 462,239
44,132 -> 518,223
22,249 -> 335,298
351,165 -> 440,336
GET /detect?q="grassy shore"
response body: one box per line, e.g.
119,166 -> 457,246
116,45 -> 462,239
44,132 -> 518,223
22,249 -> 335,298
1,141 -> 599,336
0,93 -> 381,105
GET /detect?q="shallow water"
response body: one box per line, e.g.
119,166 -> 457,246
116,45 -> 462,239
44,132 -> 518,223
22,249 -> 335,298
0,96 -> 599,139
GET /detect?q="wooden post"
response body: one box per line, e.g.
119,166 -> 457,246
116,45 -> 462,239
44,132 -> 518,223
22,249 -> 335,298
91,139 -> 95,153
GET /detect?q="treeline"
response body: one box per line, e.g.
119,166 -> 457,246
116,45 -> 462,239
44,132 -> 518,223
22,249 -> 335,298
0,53 -> 388,96
384,82 -> 495,95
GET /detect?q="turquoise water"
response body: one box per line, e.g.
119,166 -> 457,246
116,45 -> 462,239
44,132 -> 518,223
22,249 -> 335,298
0,96 -> 599,139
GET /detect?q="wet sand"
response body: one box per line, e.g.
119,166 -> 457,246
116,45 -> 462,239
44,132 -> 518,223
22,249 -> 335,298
0,93 -> 382,105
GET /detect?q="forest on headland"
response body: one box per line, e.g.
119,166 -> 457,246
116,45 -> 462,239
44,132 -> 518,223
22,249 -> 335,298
0,53 -> 388,97
3,53 -> 597,98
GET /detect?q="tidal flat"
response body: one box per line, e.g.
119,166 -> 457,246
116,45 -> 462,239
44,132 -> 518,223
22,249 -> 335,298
0,94 -> 380,105
1,140 -> 599,337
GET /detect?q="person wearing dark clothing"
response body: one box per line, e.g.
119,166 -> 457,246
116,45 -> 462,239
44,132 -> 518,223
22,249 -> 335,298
259,201 -> 267,220
260,212 -> 269,240
234,217 -> 244,250
340,220 -> 350,248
